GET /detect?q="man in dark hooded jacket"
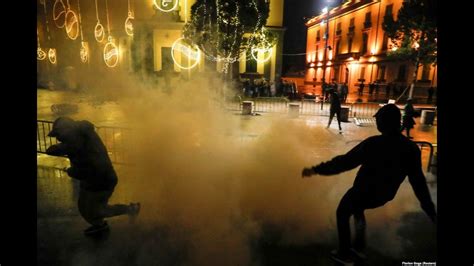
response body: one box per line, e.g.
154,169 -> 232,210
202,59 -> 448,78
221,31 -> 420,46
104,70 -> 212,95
46,117 -> 140,235
327,89 -> 343,132
301,104 -> 436,264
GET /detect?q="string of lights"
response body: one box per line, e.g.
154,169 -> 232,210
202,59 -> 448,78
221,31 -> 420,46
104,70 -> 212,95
76,0 -> 88,63
43,0 -> 57,64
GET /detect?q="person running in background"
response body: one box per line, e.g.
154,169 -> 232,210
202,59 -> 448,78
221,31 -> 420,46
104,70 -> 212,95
327,89 -> 343,132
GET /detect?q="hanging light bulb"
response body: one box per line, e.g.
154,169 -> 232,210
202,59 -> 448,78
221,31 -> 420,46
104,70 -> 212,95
48,48 -> 57,64
94,22 -> 105,42
103,36 -> 119,68
124,12 -> 134,36
53,0 -> 67,28
38,47 -> 47,61
65,9 -> 79,40
171,37 -> 201,70
251,47 -> 273,63
153,0 -> 178,13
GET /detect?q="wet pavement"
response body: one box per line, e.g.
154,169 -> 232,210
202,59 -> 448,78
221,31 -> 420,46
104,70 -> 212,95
37,89 -> 437,266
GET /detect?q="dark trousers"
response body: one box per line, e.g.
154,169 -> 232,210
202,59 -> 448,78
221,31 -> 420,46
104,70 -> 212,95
78,189 -> 129,226
336,188 -> 383,255
328,109 -> 342,130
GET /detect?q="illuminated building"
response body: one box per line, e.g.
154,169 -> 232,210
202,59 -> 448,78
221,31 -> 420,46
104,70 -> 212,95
137,0 -> 285,81
37,0 -> 285,82
305,0 -> 437,96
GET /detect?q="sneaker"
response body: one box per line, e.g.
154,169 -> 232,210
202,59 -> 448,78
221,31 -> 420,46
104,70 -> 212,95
84,221 -> 109,236
330,249 -> 354,265
350,248 -> 367,260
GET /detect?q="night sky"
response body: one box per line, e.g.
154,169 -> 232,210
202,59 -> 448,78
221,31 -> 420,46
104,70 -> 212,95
282,0 -> 342,75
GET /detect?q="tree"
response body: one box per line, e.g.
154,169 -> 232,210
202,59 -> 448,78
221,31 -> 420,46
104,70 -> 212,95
183,0 -> 275,74
382,0 -> 437,99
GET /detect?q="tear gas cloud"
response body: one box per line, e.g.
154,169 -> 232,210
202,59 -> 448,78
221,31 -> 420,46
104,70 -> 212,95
45,68 -> 435,265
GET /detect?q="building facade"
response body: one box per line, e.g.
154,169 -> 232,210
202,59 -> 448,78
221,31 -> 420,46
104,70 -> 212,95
304,0 -> 437,97
37,0 -> 285,87
139,0 -> 285,82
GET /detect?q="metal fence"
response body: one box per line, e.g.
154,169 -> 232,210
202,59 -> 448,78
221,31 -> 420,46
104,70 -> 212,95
224,98 -> 381,118
414,141 -> 437,175
37,120 -> 132,165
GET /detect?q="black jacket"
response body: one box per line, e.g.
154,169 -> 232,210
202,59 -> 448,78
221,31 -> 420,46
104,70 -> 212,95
330,92 -> 342,112
46,120 -> 118,191
312,134 -> 436,218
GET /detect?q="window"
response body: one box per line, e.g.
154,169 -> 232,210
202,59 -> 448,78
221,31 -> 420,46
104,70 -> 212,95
364,12 -> 372,28
246,49 -> 257,73
349,18 -> 355,32
421,64 -> 431,80
336,22 -> 342,35
335,40 -> 340,55
361,33 -> 369,54
161,47 -> 173,71
316,30 -> 321,42
348,37 -> 353,53
385,4 -> 393,18
365,12 -> 371,23
397,65 -> 406,81
360,67 -> 366,80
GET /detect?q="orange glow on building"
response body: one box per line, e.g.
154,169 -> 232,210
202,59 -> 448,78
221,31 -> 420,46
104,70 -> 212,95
305,0 -> 437,96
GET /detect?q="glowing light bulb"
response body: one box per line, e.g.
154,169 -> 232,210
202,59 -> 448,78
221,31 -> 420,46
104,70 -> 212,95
171,37 -> 201,70
103,37 -> 119,68
94,22 -> 105,43
48,48 -> 57,64
251,47 -> 272,63
37,47 -> 47,60
65,9 -> 79,40
53,0 -> 66,28
153,0 -> 178,12
124,13 -> 134,36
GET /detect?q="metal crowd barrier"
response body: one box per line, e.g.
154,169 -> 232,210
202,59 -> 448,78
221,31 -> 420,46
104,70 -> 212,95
37,120 -> 132,165
414,141 -> 437,174
224,98 -> 382,119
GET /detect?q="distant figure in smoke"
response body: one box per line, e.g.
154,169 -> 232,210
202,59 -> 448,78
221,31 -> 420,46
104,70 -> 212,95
327,89 -> 342,132
301,104 -> 436,264
46,117 -> 140,236
401,98 -> 416,139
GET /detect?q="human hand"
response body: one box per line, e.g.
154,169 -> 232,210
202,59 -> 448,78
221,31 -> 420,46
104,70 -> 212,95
302,167 -> 316,178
